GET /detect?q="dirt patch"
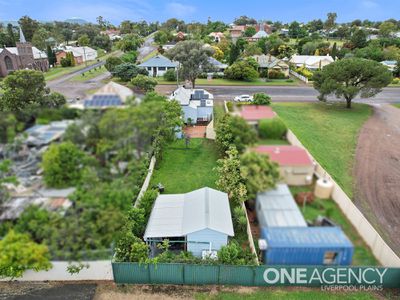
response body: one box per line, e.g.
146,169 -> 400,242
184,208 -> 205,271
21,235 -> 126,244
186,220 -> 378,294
354,104 -> 400,256
184,126 -> 207,138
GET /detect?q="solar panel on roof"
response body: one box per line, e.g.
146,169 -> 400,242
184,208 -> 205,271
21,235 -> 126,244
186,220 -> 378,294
84,95 -> 122,108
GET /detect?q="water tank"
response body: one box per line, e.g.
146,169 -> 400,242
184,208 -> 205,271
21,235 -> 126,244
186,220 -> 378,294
314,178 -> 333,199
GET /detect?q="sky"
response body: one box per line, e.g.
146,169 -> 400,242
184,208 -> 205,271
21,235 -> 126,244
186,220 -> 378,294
0,0 -> 399,24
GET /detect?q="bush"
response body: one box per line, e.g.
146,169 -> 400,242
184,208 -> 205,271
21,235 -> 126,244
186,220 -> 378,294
137,189 -> 158,220
268,70 -> 287,79
131,74 -> 158,92
111,63 -> 148,81
295,67 -> 314,79
258,117 -> 287,139
163,69 -> 176,81
392,78 -> 400,85
226,101 -> 233,112
253,93 -> 271,105
105,56 -> 123,72
224,60 -> 259,81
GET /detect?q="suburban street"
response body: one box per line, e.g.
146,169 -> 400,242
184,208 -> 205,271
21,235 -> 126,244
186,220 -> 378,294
137,35 -> 156,61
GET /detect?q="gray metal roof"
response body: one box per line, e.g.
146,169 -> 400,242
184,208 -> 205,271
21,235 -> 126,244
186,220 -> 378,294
256,184 -> 307,227
144,187 -> 234,240
138,54 -> 178,68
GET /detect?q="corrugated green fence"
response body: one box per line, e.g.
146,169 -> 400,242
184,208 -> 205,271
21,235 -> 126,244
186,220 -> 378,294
112,262 -> 400,288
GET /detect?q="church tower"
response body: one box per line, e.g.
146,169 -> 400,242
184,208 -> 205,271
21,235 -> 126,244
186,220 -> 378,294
16,27 -> 34,69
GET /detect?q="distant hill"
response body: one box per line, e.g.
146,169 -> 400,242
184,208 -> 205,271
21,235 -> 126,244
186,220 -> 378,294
64,18 -> 88,25
0,20 -> 19,27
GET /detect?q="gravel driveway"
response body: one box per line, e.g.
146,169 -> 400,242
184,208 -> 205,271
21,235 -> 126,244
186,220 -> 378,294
354,104 -> 400,256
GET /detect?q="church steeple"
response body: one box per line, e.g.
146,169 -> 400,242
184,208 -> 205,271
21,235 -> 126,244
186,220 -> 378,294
19,27 -> 26,43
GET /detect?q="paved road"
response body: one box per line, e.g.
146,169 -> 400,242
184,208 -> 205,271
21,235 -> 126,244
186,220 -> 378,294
138,35 -> 156,61
193,85 -> 400,104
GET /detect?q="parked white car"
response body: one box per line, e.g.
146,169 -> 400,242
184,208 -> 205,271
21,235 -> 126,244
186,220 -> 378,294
234,95 -> 253,102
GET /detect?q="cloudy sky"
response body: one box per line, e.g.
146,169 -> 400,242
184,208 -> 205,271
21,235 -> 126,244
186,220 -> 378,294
0,0 -> 398,24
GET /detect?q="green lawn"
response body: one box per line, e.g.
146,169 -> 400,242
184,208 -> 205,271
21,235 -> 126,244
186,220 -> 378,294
256,138 -> 290,145
392,103 -> 400,108
290,185 -> 377,266
150,138 -> 219,194
70,65 -> 109,82
196,290 -> 378,300
272,102 -> 372,198
157,78 -> 299,86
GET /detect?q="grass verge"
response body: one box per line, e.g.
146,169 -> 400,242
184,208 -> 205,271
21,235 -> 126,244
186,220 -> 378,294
157,78 -> 299,86
272,102 -> 372,198
70,65 -> 109,82
150,138 -> 219,194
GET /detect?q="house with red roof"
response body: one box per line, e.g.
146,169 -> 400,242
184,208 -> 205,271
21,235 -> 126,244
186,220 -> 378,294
254,145 -> 315,186
239,105 -> 276,125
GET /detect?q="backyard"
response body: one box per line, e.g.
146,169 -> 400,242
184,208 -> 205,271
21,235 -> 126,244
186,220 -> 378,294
272,102 -> 372,198
150,138 -> 219,194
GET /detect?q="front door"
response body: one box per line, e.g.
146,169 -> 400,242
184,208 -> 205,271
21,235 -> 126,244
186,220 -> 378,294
153,67 -> 157,77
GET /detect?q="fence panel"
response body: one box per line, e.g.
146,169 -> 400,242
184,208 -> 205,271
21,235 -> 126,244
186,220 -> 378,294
149,263 -> 184,284
112,263 -> 149,284
183,264 -> 220,285
219,265 -> 255,286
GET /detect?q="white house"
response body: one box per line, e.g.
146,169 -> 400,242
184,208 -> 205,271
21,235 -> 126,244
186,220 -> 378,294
381,60 -> 397,72
138,54 -> 178,77
289,55 -> 334,70
144,187 -> 234,258
170,87 -> 214,124
65,46 -> 98,62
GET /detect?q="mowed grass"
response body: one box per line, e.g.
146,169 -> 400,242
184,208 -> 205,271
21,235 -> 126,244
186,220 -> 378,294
290,185 -> 377,266
157,78 -> 299,86
70,65 -> 109,82
272,102 -> 372,197
150,138 -> 219,194
196,289 -> 378,300
392,103 -> 400,108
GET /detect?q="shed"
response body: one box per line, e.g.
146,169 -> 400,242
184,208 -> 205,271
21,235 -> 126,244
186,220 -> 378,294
260,227 -> 354,265
254,145 -> 314,186
144,187 -> 234,257
256,184 -> 307,228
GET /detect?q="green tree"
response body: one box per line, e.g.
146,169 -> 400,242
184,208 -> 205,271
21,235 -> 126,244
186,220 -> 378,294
154,30 -> 172,45
253,93 -> 271,105
166,40 -> 213,88
117,34 -> 143,52
215,146 -> 247,206
224,60 -> 259,81
324,12 -> 338,36
215,114 -> 257,154
350,29 -> 367,49
114,230 -> 148,262
77,34 -> 90,47
31,27 -> 49,50
18,16 -> 39,41
379,21 -> 397,38
313,58 -> 392,108
92,34 -> 112,51
105,56 -> 123,72
111,63 -> 148,81
240,152 -> 280,200
0,230 -> 51,278
244,26 -> 256,37
131,74 -> 157,92
42,142 -> 87,188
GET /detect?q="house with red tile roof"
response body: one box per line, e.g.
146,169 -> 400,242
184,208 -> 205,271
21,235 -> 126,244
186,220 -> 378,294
254,145 -> 315,186
239,105 -> 276,125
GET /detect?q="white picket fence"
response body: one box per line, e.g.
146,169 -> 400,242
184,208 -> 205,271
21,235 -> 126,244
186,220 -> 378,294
286,130 -> 400,267
290,69 -> 309,83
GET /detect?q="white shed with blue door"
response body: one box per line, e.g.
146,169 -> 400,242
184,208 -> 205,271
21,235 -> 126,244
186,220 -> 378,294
144,187 -> 234,257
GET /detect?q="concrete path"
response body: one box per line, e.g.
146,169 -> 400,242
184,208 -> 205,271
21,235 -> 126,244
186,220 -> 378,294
354,104 -> 400,256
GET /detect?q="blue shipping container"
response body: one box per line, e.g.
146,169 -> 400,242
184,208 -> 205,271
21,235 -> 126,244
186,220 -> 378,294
260,227 -> 354,265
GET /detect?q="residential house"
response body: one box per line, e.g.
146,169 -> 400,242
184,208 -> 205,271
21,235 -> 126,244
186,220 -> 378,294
208,57 -> 228,73
100,29 -> 121,41
162,41 -> 177,51
24,120 -> 75,147
256,184 -> 307,228
144,187 -> 234,258
248,30 -> 269,42
175,31 -> 187,41
238,105 -> 276,126
252,54 -> 290,77
170,87 -> 214,124
208,32 -> 225,43
0,28 -> 49,77
82,81 -> 135,109
56,46 -> 98,65
289,55 -> 334,70
254,145 -> 314,186
229,25 -> 246,41
381,60 -> 397,72
138,54 -> 178,77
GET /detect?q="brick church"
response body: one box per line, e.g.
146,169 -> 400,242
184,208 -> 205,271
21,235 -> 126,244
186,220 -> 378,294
0,28 -> 49,77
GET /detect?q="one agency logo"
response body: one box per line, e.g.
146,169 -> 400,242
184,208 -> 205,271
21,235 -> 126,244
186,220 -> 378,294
263,267 -> 388,290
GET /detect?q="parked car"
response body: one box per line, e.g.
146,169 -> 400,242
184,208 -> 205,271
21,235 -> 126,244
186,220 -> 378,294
234,95 -> 253,102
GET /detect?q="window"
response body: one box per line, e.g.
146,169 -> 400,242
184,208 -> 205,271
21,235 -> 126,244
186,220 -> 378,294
147,67 -> 151,71
158,67 -> 166,71
323,251 -> 338,265
4,56 -> 13,71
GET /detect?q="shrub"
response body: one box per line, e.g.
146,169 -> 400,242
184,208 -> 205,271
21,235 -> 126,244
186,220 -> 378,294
105,56 -> 123,72
295,67 -> 314,79
111,63 -> 148,81
233,206 -> 247,232
392,78 -> 400,85
226,101 -> 234,112
253,93 -> 271,105
268,70 -> 287,79
114,230 -> 148,262
131,74 -> 158,92
217,241 -> 256,265
163,69 -> 176,81
258,117 -> 287,139
224,60 -> 259,81
137,189 -> 158,220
